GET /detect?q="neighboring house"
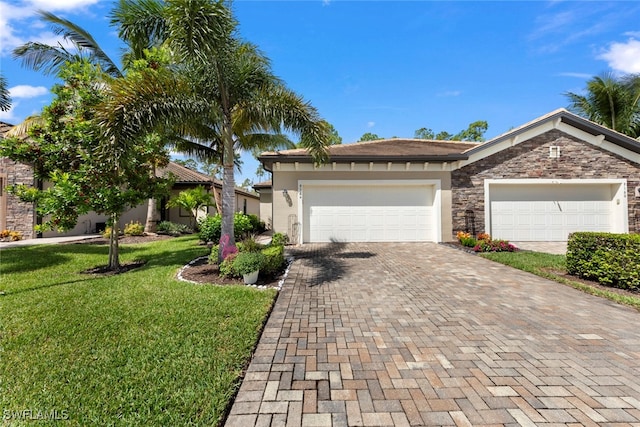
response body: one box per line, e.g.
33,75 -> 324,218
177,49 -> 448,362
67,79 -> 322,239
252,180 -> 272,229
0,121 -> 36,239
0,122 -> 260,238
42,162 -> 259,237
259,109 -> 640,244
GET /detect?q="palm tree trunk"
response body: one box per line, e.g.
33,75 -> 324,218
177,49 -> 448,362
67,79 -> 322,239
108,212 -> 120,270
144,163 -> 158,233
219,118 -> 236,263
211,184 -> 222,215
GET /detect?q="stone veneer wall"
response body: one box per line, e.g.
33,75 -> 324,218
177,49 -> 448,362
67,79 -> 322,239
451,130 -> 640,240
0,158 -> 36,239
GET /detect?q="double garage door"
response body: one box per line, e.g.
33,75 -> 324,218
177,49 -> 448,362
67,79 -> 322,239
301,182 -> 438,243
489,181 -> 624,241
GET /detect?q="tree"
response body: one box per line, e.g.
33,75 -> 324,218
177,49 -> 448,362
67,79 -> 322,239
0,61 -> 172,269
239,178 -> 253,190
166,185 -> 213,229
413,120 -> 488,142
1,74 -> 11,112
174,158 -> 200,170
106,0 -> 330,261
565,73 -> 640,138
296,121 -> 341,147
359,132 -> 382,141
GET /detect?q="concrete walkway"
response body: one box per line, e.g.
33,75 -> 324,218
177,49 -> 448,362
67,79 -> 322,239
225,243 -> 640,426
0,234 -> 101,249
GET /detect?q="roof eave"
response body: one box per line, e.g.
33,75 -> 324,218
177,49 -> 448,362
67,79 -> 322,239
259,154 -> 468,171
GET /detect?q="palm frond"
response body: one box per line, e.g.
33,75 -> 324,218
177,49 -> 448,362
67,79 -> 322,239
12,42 -> 81,76
0,74 -> 11,112
5,115 -> 45,138
110,0 -> 167,64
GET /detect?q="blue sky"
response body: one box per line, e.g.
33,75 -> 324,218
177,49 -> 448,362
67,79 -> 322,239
1,0 -> 640,184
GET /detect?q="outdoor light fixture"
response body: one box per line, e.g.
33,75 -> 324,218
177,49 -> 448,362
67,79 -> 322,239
282,189 -> 288,196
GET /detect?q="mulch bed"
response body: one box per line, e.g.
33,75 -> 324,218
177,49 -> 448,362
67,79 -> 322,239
179,256 -> 285,288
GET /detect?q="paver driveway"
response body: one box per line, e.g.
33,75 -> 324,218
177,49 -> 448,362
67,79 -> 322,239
225,243 -> 640,426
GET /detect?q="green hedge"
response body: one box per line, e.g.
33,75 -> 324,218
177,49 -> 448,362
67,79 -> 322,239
566,232 -> 640,290
210,242 -> 286,279
198,213 -> 264,243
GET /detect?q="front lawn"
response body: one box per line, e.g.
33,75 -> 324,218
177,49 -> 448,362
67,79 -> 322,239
0,235 -> 276,426
480,251 -> 640,310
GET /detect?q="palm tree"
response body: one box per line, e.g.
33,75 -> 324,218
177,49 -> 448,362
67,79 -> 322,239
1,74 -> 12,112
565,73 -> 640,138
108,0 -> 330,259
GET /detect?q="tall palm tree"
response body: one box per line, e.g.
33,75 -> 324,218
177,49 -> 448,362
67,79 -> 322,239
105,0 -> 330,258
565,73 -> 640,138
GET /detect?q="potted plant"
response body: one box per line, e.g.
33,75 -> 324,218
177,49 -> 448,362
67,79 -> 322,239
233,251 -> 265,284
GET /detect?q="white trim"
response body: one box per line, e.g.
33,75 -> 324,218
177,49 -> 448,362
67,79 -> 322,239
484,178 -> 628,238
298,179 -> 442,243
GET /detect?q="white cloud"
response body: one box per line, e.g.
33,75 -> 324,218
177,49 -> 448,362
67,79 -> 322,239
10,85 -> 48,98
367,121 -> 375,128
557,72 -> 592,79
28,0 -> 100,11
437,90 -> 461,97
0,104 -> 18,122
598,38 -> 640,73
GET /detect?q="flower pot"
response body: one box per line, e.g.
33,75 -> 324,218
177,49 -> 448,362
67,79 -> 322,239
243,270 -> 259,285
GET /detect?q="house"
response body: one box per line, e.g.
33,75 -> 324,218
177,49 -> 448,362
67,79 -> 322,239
0,122 -> 260,239
252,180 -> 272,229
258,109 -> 640,244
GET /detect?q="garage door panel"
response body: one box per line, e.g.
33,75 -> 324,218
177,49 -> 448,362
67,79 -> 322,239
304,184 -> 435,242
490,184 -> 615,241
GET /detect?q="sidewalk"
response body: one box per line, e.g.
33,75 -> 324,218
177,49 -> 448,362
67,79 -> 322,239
0,234 -> 101,249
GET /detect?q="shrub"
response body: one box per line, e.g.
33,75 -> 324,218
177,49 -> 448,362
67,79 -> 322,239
567,232 -> 640,290
261,244 -> 285,276
198,213 -> 265,243
123,221 -> 144,236
456,231 -> 477,247
239,236 -> 263,253
208,245 -> 219,265
219,252 -> 238,278
473,239 -> 517,253
232,251 -> 266,275
271,232 -> 289,246
156,221 -> 192,236
246,214 -> 266,234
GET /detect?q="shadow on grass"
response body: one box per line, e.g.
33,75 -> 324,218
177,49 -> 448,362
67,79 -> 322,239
287,240 -> 376,287
1,277 -> 97,297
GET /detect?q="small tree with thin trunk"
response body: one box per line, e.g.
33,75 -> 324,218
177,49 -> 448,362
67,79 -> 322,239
166,186 -> 214,230
0,61 -> 172,270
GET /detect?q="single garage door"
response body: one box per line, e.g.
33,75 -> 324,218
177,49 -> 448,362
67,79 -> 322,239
489,183 -> 617,241
302,183 -> 436,242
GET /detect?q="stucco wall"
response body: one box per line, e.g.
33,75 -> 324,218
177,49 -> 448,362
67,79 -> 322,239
271,169 -> 452,244
0,158 -> 36,239
258,190 -> 273,229
451,129 -> 640,239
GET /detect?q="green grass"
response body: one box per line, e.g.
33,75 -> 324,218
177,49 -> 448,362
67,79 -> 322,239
0,236 -> 276,426
480,251 -> 640,310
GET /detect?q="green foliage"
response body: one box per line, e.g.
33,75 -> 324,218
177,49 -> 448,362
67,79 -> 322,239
566,232 -> 640,290
414,120 -> 488,142
156,221 -> 192,236
0,61 -> 171,236
167,186 -> 214,228
260,244 -> 285,276
359,132 -> 381,142
459,236 -> 477,247
270,232 -> 289,246
232,251 -> 266,275
123,221 -> 144,236
473,239 -> 517,253
239,235 -> 262,253
219,252 -> 238,277
198,214 -> 264,243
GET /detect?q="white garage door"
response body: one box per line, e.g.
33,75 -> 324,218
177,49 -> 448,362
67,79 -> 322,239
490,183 -> 615,241
302,183 -> 436,242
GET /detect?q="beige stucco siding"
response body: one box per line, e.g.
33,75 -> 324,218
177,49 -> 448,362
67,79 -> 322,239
271,170 -> 452,243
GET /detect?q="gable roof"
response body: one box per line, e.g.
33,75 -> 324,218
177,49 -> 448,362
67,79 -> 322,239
0,121 -> 14,136
259,138 -> 478,170
466,108 -> 640,157
159,162 -> 258,198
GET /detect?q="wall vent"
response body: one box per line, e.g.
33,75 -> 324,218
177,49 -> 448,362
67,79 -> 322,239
549,146 -> 561,158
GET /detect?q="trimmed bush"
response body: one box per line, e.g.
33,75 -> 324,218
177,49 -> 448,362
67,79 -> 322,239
567,232 -> 640,290
233,251 -> 266,275
271,232 -> 289,246
123,221 -> 144,236
198,213 -> 264,243
261,244 -> 285,276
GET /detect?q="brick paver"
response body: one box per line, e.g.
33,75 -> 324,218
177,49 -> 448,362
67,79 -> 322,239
225,243 -> 640,426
